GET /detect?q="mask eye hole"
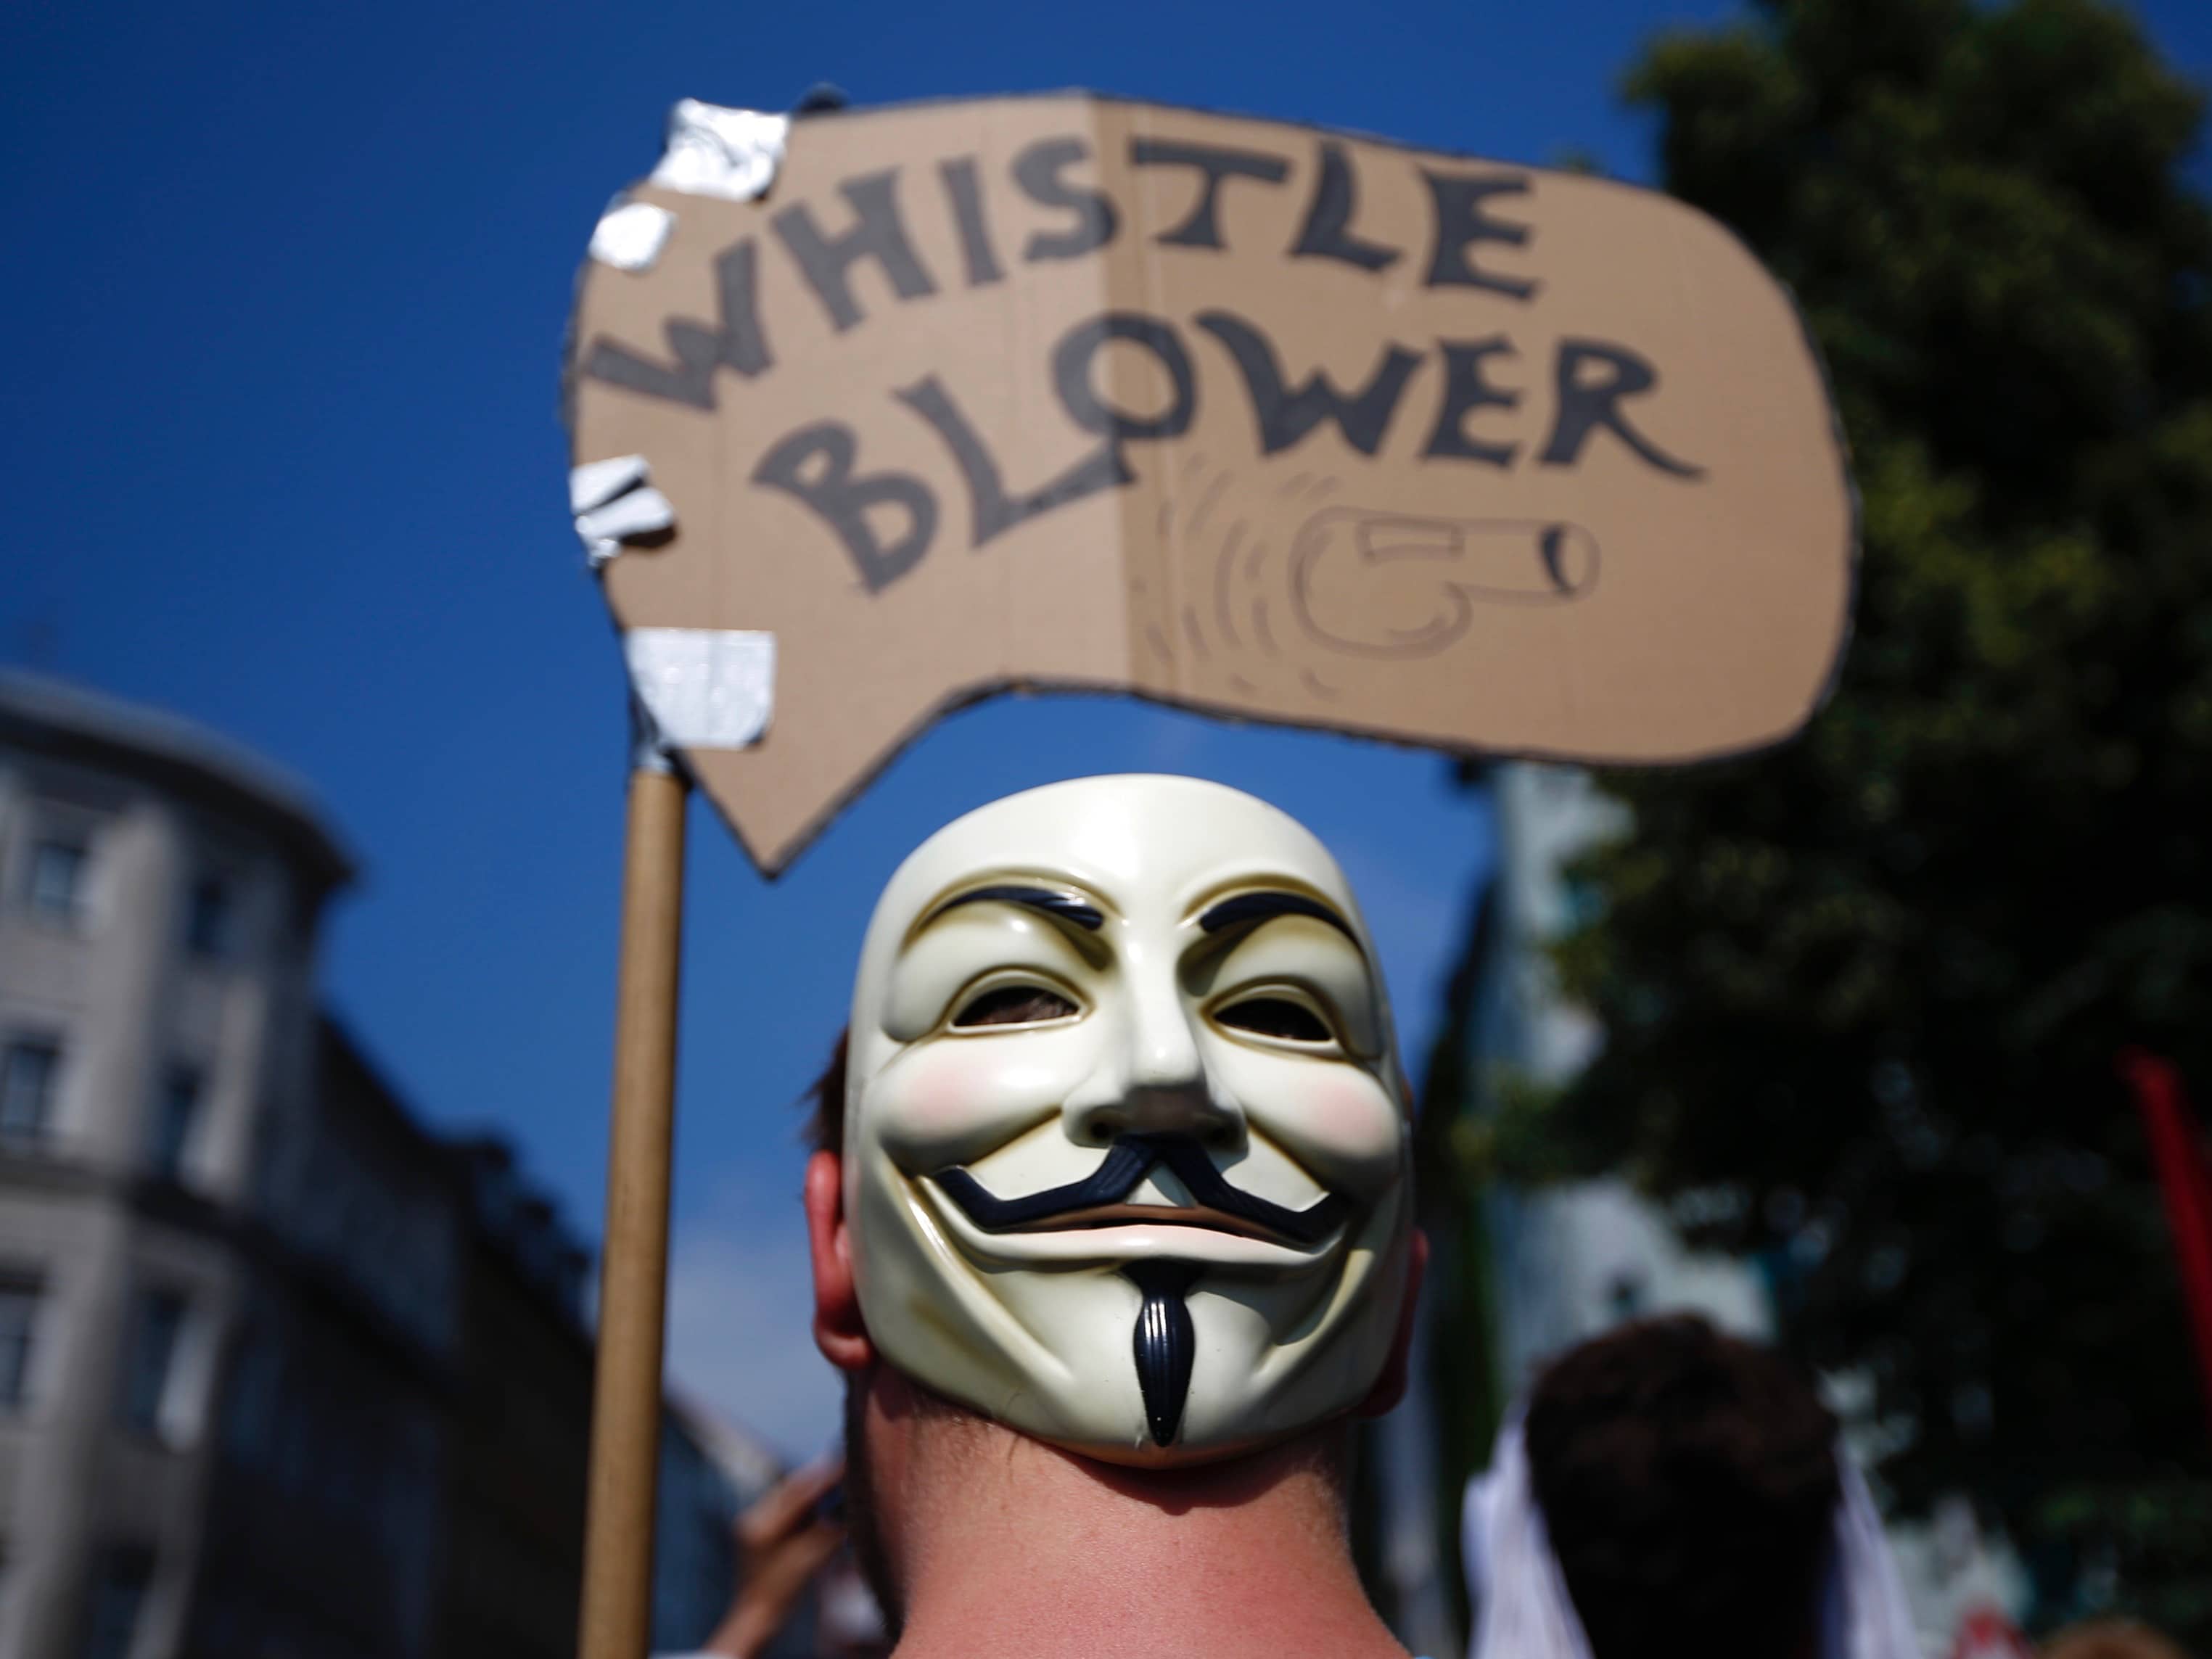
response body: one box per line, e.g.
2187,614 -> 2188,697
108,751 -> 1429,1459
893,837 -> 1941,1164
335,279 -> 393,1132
952,984 -> 1081,1029
1214,996 -> 1333,1045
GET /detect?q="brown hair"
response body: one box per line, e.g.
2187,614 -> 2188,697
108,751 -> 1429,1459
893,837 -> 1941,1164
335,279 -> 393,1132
804,1029 -> 848,1156
1523,1314 -> 1842,1659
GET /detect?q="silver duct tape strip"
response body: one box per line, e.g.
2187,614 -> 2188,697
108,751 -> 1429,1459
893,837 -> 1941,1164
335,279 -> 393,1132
572,454 -> 649,514
624,628 -> 776,752
589,199 -> 675,271
576,489 -> 674,566
571,456 -> 675,570
649,99 -> 790,202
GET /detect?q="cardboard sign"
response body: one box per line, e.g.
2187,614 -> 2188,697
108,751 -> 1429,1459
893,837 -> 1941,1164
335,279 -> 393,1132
568,95 -> 1853,873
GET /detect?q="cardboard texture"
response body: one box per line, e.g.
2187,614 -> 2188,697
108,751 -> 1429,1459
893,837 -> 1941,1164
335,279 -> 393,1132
569,95 -> 1854,873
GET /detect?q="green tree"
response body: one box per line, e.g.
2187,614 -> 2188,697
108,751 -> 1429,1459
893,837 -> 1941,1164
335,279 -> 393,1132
1544,0 -> 2212,1637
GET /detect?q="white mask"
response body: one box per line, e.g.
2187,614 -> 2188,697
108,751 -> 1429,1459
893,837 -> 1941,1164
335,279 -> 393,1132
844,775 -> 1415,1464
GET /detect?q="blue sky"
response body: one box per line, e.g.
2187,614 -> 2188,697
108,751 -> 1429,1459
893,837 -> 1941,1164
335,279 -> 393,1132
7,0 -> 2207,1456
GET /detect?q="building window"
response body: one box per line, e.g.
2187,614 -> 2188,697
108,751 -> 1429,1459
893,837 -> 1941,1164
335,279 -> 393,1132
0,1279 -> 41,1409
148,1067 -> 201,1182
28,839 -> 88,926
184,876 -> 236,960
119,1290 -> 188,1438
0,1042 -> 60,1142
81,1547 -> 154,1659
219,1330 -> 278,1469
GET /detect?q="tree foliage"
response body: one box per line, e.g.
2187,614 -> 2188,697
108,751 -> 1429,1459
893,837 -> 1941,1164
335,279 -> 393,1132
1549,0 -> 2212,1634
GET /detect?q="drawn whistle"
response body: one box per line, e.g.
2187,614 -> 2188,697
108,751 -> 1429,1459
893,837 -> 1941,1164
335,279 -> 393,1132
1288,507 -> 1600,659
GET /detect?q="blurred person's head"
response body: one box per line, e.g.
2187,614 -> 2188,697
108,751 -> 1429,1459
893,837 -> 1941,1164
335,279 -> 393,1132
2042,1621 -> 2193,1659
1521,1314 -> 1843,1659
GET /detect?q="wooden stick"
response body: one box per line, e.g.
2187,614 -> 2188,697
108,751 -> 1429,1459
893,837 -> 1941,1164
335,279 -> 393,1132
578,761 -> 688,1659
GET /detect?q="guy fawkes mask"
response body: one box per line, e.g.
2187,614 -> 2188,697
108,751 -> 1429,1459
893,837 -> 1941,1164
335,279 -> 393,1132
844,775 -> 1413,1464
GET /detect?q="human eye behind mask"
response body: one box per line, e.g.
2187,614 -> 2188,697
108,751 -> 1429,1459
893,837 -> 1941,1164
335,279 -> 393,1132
879,900 -> 1101,1042
1190,909 -> 1386,1060
950,983 -> 1082,1028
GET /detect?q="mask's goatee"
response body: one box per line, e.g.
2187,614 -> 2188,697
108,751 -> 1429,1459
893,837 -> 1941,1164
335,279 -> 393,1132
1124,1261 -> 1201,1446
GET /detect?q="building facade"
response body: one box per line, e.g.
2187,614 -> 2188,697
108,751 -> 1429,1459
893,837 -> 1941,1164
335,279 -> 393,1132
186,1020 -> 462,1659
1473,762 -> 1772,1386
0,672 -> 350,1659
0,672 -> 772,1659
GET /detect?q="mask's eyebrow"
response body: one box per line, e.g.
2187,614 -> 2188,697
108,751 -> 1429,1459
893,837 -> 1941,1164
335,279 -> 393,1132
1196,889 -> 1358,944
923,884 -> 1105,931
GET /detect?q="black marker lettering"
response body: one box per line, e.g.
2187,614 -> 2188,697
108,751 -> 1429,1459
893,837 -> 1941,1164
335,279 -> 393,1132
1423,335 -> 1521,466
897,375 -> 1125,546
1196,312 -> 1420,457
1128,139 -> 1290,249
1014,137 -> 1119,262
1289,141 -> 1399,272
1052,313 -> 1196,466
752,422 -> 939,592
581,239 -> 771,410
1540,339 -> 1704,478
772,170 -> 937,333
937,156 -> 1005,288
1423,170 -> 1537,299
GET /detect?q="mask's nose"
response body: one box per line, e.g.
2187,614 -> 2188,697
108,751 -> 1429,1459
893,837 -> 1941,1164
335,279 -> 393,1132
1063,952 -> 1243,1150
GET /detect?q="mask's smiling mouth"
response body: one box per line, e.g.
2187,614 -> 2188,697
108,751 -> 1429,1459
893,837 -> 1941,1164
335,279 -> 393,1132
1000,1200 -> 1291,1242
931,1132 -> 1348,1248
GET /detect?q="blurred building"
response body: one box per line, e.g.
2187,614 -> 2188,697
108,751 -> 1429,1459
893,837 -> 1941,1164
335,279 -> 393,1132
435,1135 -> 591,1659
657,1398 -> 785,1653
1472,763 -> 1772,1383
188,1019 -> 460,1659
0,672 -> 774,1659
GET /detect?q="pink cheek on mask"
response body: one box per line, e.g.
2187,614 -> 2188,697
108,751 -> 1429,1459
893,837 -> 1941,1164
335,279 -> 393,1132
892,1050 -> 990,1132
887,1043 -> 1048,1135
1288,1074 -> 1404,1162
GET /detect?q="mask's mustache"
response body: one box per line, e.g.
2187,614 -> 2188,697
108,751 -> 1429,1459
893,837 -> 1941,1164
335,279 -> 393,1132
932,1132 -> 1348,1247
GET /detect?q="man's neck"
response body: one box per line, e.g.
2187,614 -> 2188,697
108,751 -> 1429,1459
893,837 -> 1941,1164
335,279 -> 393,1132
859,1375 -> 1410,1659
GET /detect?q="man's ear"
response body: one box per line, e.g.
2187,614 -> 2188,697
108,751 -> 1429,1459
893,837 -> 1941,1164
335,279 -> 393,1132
805,1150 -> 874,1371
1356,1227 -> 1428,1417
